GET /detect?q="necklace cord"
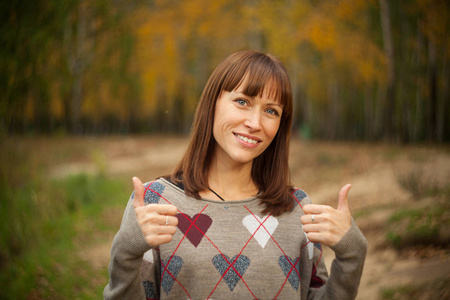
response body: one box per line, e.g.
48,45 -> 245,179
206,186 -> 262,201
206,186 -> 225,201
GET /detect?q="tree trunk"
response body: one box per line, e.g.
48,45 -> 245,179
439,63 -> 450,142
363,83 -> 373,140
413,21 -> 425,142
65,1 -> 89,134
246,0 -> 263,50
379,0 -> 396,140
327,78 -> 339,140
426,38 -> 438,141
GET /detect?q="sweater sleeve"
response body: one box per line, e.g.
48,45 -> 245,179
103,194 -> 153,300
307,219 -> 368,299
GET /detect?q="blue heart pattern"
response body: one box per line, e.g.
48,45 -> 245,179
212,254 -> 250,291
278,255 -> 300,291
161,256 -> 183,295
144,181 -> 165,204
293,189 -> 307,202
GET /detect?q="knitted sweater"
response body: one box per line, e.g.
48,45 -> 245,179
104,178 -> 367,299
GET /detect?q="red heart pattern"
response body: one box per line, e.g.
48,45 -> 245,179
176,213 -> 212,247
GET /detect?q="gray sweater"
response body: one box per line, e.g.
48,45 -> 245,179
104,178 -> 367,299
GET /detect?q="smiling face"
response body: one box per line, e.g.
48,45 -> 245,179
212,84 -> 283,167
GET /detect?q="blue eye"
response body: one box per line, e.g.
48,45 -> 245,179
266,108 -> 279,116
236,99 -> 247,105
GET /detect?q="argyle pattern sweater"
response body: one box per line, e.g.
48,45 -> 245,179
104,178 -> 367,299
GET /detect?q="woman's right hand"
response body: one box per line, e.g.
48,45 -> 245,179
132,177 -> 178,247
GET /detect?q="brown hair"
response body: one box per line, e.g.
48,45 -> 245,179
167,50 -> 294,216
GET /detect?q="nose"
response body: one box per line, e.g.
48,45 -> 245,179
243,110 -> 262,132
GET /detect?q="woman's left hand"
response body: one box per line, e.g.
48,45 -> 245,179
300,184 -> 352,246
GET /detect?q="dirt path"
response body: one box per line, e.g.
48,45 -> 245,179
52,137 -> 450,299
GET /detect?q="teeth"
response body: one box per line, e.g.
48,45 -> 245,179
236,134 -> 258,144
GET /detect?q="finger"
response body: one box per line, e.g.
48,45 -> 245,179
307,231 -> 341,246
303,204 -> 329,214
132,176 -> 145,208
337,184 -> 352,211
300,213 -> 321,225
156,223 -> 178,235
302,223 -> 325,233
156,215 -> 179,227
148,204 -> 178,216
145,234 -> 174,247
301,213 -> 326,225
166,215 -> 179,226
305,232 -> 326,244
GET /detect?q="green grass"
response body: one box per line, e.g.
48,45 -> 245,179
385,200 -> 450,249
0,137 -> 136,299
352,203 -> 393,220
380,278 -> 450,299
0,171 -> 129,299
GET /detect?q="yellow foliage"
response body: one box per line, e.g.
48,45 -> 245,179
335,0 -> 367,20
309,17 -> 338,51
124,0 -> 389,126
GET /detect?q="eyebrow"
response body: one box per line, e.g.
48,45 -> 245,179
268,102 -> 283,108
232,90 -> 283,108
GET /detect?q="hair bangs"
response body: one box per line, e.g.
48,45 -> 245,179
220,54 -> 291,110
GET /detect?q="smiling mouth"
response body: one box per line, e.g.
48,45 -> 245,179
234,133 -> 259,144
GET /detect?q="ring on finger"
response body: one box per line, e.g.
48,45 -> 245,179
165,215 -> 169,226
311,214 -> 315,223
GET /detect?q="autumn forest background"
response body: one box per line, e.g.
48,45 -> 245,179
1,0 -> 450,299
2,0 -> 449,142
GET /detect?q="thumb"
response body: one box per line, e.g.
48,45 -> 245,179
337,184 -> 351,211
132,176 -> 145,208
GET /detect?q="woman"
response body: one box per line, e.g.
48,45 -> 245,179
104,50 -> 367,299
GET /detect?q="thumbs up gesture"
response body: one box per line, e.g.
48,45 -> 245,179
300,184 -> 352,246
132,177 -> 178,247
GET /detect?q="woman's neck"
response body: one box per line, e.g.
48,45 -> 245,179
203,156 -> 258,201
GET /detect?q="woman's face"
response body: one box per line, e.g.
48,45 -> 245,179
212,85 -> 283,167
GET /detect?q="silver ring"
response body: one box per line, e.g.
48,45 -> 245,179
165,215 -> 169,226
311,214 -> 315,223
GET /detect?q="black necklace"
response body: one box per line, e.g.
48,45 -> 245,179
206,186 -> 226,201
206,186 -> 261,201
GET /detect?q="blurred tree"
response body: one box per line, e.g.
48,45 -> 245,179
1,0 -> 141,134
379,0 -> 396,141
1,0 -> 71,133
1,0 -> 448,142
